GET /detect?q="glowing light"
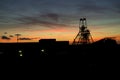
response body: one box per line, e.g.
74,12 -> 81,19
41,49 -> 45,52
18,50 -> 23,57
18,50 -> 22,53
20,53 -> 23,57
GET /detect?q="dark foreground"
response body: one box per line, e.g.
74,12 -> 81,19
0,41 -> 119,77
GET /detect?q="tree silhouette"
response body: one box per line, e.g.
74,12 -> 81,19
15,34 -> 21,43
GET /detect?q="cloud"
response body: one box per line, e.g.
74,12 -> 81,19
16,15 -> 69,28
1,35 -> 11,40
9,35 -> 14,37
4,32 -> 7,34
18,38 -> 32,40
40,13 -> 59,21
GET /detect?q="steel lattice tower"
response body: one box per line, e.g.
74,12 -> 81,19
72,18 -> 94,45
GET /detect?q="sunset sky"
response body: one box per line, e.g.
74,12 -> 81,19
0,0 -> 120,44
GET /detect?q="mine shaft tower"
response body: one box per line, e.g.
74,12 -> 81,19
72,18 -> 93,45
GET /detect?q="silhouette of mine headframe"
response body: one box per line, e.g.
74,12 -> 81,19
72,18 -> 93,45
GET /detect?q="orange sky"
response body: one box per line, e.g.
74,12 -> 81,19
0,24 -> 120,44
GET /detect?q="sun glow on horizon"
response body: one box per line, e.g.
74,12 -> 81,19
0,20 -> 120,44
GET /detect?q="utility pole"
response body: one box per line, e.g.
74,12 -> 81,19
15,34 -> 21,43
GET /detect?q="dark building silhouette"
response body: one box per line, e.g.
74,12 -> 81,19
0,38 -> 119,75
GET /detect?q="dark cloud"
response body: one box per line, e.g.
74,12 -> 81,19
16,15 -> 69,28
9,35 -> 14,37
4,32 -> 7,34
1,35 -> 11,40
17,16 -> 38,24
40,13 -> 59,21
18,38 -> 32,40
1,0 -> 120,26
